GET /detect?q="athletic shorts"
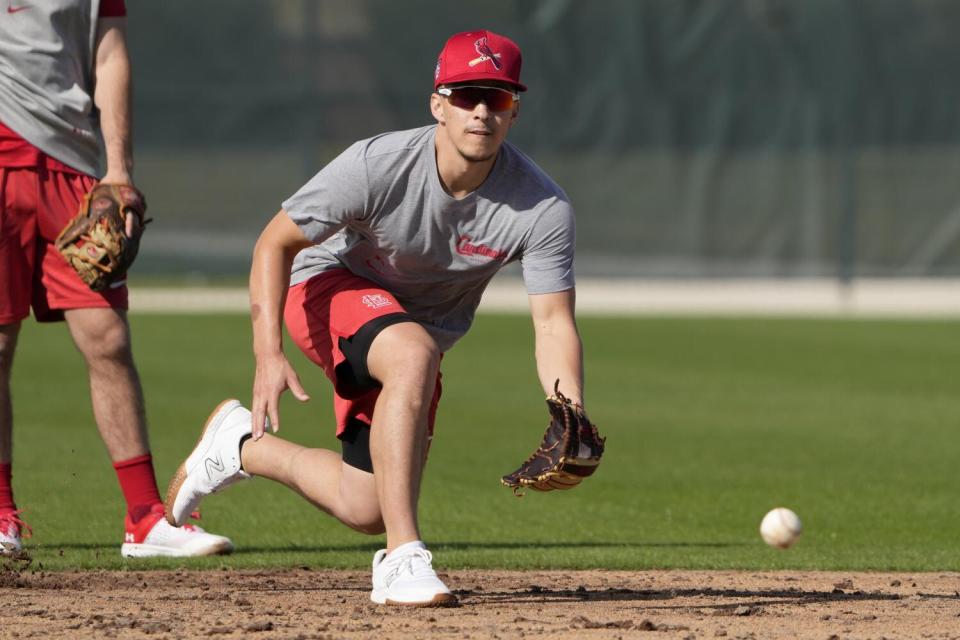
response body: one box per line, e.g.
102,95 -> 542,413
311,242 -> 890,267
283,268 -> 443,452
0,166 -> 128,324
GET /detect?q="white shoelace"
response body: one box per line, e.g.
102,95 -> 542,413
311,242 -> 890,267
384,548 -> 435,586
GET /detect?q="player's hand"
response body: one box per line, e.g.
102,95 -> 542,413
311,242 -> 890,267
251,351 -> 310,440
98,173 -> 144,240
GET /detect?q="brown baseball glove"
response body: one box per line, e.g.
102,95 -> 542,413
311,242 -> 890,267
55,183 -> 148,292
501,380 -> 605,495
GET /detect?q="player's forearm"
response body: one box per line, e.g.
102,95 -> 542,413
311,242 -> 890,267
249,238 -> 294,359
534,325 -> 584,406
250,211 -> 315,358
93,19 -> 133,183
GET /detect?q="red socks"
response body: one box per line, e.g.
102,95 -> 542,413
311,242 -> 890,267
0,462 -> 14,514
2,458 -> 161,524
112,454 -> 162,524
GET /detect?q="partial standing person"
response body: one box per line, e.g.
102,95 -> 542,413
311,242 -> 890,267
0,0 -> 232,557
164,29 -> 604,604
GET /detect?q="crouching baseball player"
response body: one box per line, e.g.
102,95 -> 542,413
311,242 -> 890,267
164,29 -> 604,605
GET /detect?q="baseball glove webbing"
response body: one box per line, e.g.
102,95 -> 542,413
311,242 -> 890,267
501,379 -> 606,496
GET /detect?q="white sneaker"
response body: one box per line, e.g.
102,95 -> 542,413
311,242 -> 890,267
0,510 -> 29,556
164,399 -> 253,527
370,540 -> 457,606
121,503 -> 233,557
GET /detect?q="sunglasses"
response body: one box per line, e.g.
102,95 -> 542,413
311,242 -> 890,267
437,85 -> 519,112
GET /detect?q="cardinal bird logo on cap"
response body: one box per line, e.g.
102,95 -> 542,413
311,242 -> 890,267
469,37 -> 502,69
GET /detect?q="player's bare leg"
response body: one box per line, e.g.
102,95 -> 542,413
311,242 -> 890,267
238,321 -> 436,547
0,322 -> 26,555
238,321 -> 439,544
239,437 -> 384,534
362,322 -> 453,605
363,322 -> 438,551
0,322 -> 19,466
165,401 -> 384,535
64,308 -> 149,460
65,308 -> 232,556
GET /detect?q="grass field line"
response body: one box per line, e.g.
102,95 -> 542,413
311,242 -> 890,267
129,277 -> 960,317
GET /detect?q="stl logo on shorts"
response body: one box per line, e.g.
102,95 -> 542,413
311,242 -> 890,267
361,294 -> 393,309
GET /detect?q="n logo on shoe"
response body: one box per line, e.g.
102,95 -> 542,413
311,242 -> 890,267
204,454 -> 225,480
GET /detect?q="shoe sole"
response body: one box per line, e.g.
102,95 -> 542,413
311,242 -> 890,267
164,398 -> 239,526
121,540 -> 234,558
371,591 -> 458,607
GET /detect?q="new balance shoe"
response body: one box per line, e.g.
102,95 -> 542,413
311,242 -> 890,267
165,399 -> 253,527
370,540 -> 457,606
121,503 -> 233,558
0,510 -> 31,557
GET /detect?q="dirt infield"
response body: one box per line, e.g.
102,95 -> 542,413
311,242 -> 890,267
2,567 -> 958,639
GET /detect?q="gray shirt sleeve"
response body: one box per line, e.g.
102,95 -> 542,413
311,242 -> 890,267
520,198 -> 576,294
281,141 -> 370,244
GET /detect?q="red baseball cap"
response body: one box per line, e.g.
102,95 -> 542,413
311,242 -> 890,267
434,30 -> 527,92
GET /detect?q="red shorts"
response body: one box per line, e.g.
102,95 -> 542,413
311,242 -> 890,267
284,269 -> 442,438
0,167 -> 128,324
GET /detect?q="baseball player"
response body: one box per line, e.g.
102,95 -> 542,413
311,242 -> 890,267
165,29 -> 597,604
0,0 -> 232,557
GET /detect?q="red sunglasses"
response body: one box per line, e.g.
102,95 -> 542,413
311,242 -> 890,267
437,85 -> 519,112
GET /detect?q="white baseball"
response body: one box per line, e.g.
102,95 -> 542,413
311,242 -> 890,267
760,507 -> 802,549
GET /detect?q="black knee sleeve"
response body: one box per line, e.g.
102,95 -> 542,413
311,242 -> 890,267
340,418 -> 373,473
334,312 -> 414,398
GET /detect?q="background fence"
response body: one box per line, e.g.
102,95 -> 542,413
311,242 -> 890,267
127,0 -> 960,280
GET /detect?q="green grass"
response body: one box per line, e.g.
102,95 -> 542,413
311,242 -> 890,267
6,314 -> 959,572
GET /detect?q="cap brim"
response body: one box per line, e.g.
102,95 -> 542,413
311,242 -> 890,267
436,71 -> 527,92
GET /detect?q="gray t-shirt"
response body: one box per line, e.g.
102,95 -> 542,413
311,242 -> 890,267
283,125 -> 575,352
0,0 -> 102,176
